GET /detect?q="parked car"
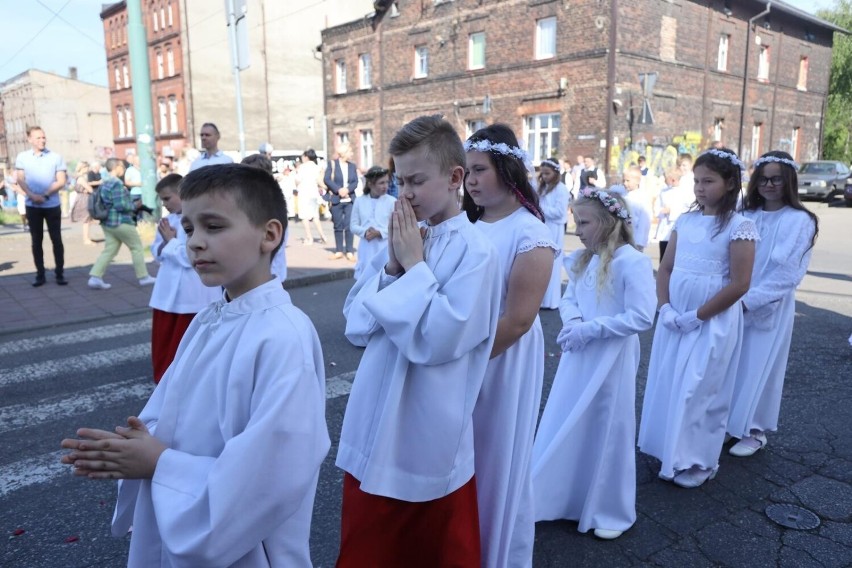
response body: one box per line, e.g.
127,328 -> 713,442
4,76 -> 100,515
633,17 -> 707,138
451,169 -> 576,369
797,161 -> 850,201
844,175 -> 852,207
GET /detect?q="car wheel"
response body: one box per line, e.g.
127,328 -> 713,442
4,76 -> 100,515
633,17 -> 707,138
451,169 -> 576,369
846,199 -> 852,208
825,188 -> 837,202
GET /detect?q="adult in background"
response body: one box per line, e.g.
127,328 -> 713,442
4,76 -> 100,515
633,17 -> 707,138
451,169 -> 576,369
15,126 -> 68,286
297,149 -> 329,246
580,156 -> 606,190
324,144 -> 358,261
70,161 -> 96,245
188,123 -> 233,172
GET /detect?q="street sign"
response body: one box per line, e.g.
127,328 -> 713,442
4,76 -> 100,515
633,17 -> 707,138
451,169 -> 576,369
226,0 -> 251,71
638,72 -> 657,125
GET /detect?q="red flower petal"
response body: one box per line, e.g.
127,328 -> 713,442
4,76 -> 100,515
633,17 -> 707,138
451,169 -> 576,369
12,528 -> 25,536
65,535 -> 79,543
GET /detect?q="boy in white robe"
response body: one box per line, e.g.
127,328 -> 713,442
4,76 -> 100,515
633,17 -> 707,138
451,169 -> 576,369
336,115 -> 501,567
61,163 -> 330,567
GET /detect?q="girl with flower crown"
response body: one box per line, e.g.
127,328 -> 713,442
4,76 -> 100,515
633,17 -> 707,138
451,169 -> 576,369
464,124 -> 557,567
639,147 -> 758,489
537,158 -> 571,309
531,185 -> 655,540
726,151 -> 818,457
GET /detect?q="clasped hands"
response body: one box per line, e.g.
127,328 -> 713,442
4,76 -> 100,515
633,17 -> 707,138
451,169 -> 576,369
659,303 -> 703,333
385,199 -> 425,276
556,318 -> 597,352
60,416 -> 166,480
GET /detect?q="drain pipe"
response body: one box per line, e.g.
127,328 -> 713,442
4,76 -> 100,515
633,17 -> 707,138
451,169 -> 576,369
738,2 -> 772,158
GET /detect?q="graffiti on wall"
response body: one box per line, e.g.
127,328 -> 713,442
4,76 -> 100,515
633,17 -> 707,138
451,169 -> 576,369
611,131 -> 703,176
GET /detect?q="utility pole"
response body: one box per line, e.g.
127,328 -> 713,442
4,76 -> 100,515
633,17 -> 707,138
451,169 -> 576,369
226,0 -> 248,158
127,0 -> 157,213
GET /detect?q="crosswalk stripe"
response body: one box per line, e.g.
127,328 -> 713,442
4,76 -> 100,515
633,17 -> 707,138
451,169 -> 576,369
0,450 -> 68,498
0,377 -> 154,434
0,344 -> 150,388
0,320 -> 151,357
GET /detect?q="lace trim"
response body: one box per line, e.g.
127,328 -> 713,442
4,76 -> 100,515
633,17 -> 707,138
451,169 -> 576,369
517,240 -> 560,257
731,219 -> 759,241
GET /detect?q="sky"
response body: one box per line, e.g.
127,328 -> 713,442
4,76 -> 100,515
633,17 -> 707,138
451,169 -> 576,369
0,0 -> 842,89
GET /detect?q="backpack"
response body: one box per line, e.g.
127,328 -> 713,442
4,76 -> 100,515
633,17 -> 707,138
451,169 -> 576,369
87,187 -> 109,220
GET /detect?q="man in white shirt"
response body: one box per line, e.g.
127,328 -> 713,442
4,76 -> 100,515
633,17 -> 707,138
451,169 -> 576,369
188,123 -> 234,172
623,165 -> 652,251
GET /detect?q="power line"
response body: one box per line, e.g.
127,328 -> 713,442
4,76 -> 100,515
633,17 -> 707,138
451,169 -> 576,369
35,0 -> 104,48
0,0 -> 72,72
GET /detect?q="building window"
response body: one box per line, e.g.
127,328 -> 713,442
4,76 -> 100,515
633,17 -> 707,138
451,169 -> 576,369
751,122 -> 763,159
798,56 -> 808,90
156,51 -> 164,79
167,47 -> 175,76
469,32 -> 485,70
114,65 -> 121,89
158,98 -> 168,134
713,118 -> 724,143
535,17 -> 556,60
524,113 -> 560,164
123,62 -> 130,88
791,127 -> 800,160
160,7 -> 166,29
335,60 -> 347,94
337,132 -> 350,147
360,130 -> 374,168
125,105 -> 134,136
152,8 -> 158,32
167,1 -> 174,27
117,107 -> 126,138
414,45 -> 429,78
757,45 -> 770,80
359,54 -> 372,89
466,120 -> 486,138
717,34 -> 729,71
168,96 -> 179,133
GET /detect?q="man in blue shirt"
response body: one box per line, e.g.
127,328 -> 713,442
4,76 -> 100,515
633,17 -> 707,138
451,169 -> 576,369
15,126 -> 68,286
188,123 -> 234,172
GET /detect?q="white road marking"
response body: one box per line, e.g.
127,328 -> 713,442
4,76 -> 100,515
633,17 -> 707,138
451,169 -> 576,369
0,450 -> 68,497
0,344 -> 150,387
0,320 -> 151,357
326,370 -> 355,399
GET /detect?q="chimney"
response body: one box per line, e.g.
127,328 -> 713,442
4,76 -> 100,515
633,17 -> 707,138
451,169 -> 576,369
68,67 -> 78,80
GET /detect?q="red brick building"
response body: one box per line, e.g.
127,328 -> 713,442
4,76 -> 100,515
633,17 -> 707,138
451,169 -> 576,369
100,1 -> 188,159
321,0 -> 846,176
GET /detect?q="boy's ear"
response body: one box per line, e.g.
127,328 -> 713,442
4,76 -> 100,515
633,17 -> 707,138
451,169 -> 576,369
260,219 -> 284,254
449,165 -> 465,190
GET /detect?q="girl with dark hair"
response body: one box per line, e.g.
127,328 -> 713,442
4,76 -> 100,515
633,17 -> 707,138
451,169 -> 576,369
537,159 -> 571,309
296,150 -> 328,246
349,165 -> 396,279
464,124 -> 557,567
639,147 -> 758,489
727,151 -> 818,457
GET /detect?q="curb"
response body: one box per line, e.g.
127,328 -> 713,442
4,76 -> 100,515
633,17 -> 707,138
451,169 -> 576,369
0,268 -> 354,338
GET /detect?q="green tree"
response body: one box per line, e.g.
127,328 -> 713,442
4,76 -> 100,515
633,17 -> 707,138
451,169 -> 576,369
819,1 -> 852,162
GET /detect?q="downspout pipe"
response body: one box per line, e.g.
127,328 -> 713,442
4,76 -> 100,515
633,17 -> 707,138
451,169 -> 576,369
738,2 -> 772,158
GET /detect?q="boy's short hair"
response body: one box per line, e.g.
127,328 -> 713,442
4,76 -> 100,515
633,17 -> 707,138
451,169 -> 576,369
155,173 -> 183,193
180,163 -> 287,237
241,153 -> 274,174
388,114 -> 465,174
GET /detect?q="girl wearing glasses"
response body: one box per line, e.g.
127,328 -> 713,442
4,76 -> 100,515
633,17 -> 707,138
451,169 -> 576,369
727,151 -> 819,457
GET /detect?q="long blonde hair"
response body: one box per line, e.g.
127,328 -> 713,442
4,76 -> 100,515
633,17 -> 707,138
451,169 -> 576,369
569,193 -> 635,295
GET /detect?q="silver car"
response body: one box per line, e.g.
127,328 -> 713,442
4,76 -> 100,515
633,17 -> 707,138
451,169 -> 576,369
798,161 -> 850,201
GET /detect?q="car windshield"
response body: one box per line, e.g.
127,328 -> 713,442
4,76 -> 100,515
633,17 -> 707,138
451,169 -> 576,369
800,163 -> 836,174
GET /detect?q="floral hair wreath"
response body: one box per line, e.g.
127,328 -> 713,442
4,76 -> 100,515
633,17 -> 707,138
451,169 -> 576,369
702,148 -> 746,170
752,155 -> 800,170
464,139 -> 533,170
578,186 -> 632,223
540,158 -> 561,172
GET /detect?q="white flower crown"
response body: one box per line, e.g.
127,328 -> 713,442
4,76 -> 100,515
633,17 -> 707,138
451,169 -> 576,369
540,158 -> 561,172
752,155 -> 800,170
464,139 -> 532,169
703,149 -> 746,170
578,186 -> 631,221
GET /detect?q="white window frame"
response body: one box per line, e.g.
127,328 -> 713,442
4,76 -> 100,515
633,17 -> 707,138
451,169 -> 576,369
335,60 -> 347,94
757,45 -> 770,80
751,122 -> 762,159
125,106 -> 134,136
535,17 -> 557,60
168,95 -> 178,133
336,132 -> 350,147
167,47 -> 175,77
167,1 -> 174,27
117,107 -> 126,138
114,66 -> 121,89
798,56 -> 808,90
156,51 -> 164,79
414,45 -> 429,78
466,119 -> 486,138
717,34 -> 729,72
360,130 -> 374,168
122,62 -> 130,88
468,32 -> 485,70
359,54 -> 372,89
160,7 -> 166,30
713,118 -> 724,143
152,8 -> 158,32
158,98 -> 168,134
791,127 -> 800,160
524,113 -> 561,164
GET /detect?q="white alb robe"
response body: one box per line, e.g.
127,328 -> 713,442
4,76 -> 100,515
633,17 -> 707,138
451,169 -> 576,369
113,279 -> 330,567
473,207 -> 557,568
727,207 -> 815,438
538,183 -> 570,309
625,191 -> 653,249
337,212 -> 501,502
349,193 -> 396,279
639,212 -> 758,478
532,246 -> 655,533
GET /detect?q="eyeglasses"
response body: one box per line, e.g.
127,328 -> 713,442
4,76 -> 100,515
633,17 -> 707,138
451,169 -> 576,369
757,175 -> 784,187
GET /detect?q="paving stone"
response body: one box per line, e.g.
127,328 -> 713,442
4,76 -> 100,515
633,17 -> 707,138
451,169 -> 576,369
789,475 -> 852,522
820,520 -> 852,548
782,530 -> 852,568
695,521 -> 780,568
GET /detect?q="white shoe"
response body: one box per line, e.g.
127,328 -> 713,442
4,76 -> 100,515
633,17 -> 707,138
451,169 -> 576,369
673,465 -> 718,488
87,276 -> 112,290
729,432 -> 767,457
138,275 -> 156,286
593,528 -> 623,540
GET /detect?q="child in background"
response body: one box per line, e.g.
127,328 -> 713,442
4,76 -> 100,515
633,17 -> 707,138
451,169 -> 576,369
61,164 -> 330,566
655,167 -> 691,259
148,173 -> 221,383
464,124 -> 557,567
727,151 -> 818,456
533,186 -> 655,540
349,165 -> 396,279
639,147 -> 757,488
623,165 -> 653,252
536,158 -> 571,309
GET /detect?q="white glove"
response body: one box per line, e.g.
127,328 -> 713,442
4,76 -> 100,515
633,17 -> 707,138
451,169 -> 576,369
556,318 -> 582,351
675,309 -> 702,333
561,322 -> 597,352
658,303 -> 680,331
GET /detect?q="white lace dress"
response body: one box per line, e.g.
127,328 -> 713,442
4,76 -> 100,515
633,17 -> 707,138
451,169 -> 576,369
727,207 -> 815,438
638,211 -> 758,479
472,207 -> 558,568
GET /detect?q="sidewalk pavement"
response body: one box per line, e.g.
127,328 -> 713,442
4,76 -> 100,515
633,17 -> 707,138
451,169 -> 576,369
0,217 -> 355,335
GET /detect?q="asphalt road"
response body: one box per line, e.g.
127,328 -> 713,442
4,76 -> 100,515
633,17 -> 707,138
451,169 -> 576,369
1,202 -> 851,567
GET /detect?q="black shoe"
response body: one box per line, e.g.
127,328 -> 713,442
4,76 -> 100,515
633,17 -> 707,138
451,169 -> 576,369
56,275 -> 68,286
32,275 -> 46,287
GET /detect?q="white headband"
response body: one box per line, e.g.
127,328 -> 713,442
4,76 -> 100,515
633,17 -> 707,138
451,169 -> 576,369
702,149 -> 746,170
540,158 -> 561,172
753,155 -> 800,170
464,139 -> 532,169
